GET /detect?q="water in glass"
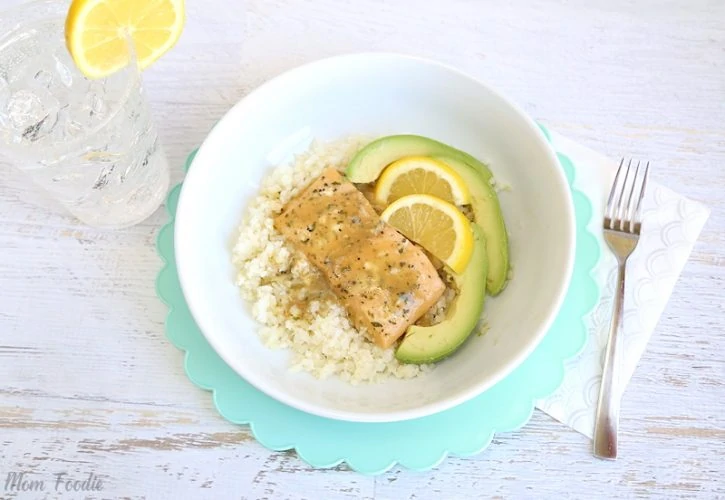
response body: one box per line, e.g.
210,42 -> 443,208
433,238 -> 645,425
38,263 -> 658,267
0,2 -> 169,228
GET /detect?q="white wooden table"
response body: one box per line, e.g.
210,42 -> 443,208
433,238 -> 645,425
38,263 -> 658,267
2,1 -> 724,498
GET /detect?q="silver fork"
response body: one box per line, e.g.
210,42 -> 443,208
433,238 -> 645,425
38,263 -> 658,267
593,158 -> 650,460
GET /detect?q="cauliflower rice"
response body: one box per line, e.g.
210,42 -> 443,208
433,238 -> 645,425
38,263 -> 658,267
232,137 -> 441,384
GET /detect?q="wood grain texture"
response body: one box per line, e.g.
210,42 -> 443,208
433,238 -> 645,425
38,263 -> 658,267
1,0 -> 723,498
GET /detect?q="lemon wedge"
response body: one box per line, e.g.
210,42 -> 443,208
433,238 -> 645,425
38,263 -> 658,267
374,156 -> 471,205
380,194 -> 474,273
65,0 -> 185,79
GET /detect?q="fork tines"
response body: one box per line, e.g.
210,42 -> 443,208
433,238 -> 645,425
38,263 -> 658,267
604,158 -> 650,234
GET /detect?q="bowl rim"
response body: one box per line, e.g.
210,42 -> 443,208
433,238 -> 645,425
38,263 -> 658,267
174,52 -> 576,423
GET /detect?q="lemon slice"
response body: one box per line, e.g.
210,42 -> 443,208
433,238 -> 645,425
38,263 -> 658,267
65,0 -> 185,79
374,156 -> 471,205
380,194 -> 474,273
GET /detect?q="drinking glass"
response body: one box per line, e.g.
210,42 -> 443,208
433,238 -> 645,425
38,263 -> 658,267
0,0 -> 170,229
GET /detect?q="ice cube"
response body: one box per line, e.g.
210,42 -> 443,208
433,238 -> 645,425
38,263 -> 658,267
63,116 -> 84,139
33,69 -> 54,89
9,55 -> 56,87
84,90 -> 107,119
51,108 -> 81,143
53,53 -> 74,88
5,88 -> 60,142
6,89 -> 43,128
67,84 -> 109,130
9,52 -> 80,110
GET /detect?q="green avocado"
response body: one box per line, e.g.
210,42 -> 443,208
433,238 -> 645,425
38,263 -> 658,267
395,224 -> 488,364
345,134 -> 493,183
346,134 -> 509,295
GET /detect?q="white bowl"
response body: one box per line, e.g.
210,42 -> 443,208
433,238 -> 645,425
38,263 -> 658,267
175,53 -> 575,423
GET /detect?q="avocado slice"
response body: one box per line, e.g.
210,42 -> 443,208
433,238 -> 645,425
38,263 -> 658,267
346,134 -> 509,295
396,224 -> 488,364
346,134 -> 493,183
433,155 -> 509,295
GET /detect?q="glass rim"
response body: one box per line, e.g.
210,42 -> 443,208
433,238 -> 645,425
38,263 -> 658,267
0,0 -> 143,162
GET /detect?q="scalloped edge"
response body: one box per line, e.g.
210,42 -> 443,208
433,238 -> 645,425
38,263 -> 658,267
155,129 -> 601,475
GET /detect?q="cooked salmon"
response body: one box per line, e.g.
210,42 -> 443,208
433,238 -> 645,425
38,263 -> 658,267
274,167 -> 445,348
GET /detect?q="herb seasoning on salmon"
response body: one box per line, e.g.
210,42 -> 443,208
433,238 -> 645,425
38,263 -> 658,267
273,167 -> 446,348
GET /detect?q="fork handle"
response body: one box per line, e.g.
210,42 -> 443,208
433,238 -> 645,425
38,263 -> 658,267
593,262 -> 626,459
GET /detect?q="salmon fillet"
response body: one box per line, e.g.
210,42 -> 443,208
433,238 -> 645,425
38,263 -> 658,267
274,167 -> 445,348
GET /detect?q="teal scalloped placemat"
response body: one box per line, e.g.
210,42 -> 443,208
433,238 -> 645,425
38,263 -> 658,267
155,126 -> 600,474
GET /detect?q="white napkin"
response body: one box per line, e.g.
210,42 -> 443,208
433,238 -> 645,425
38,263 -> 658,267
535,130 -> 711,438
